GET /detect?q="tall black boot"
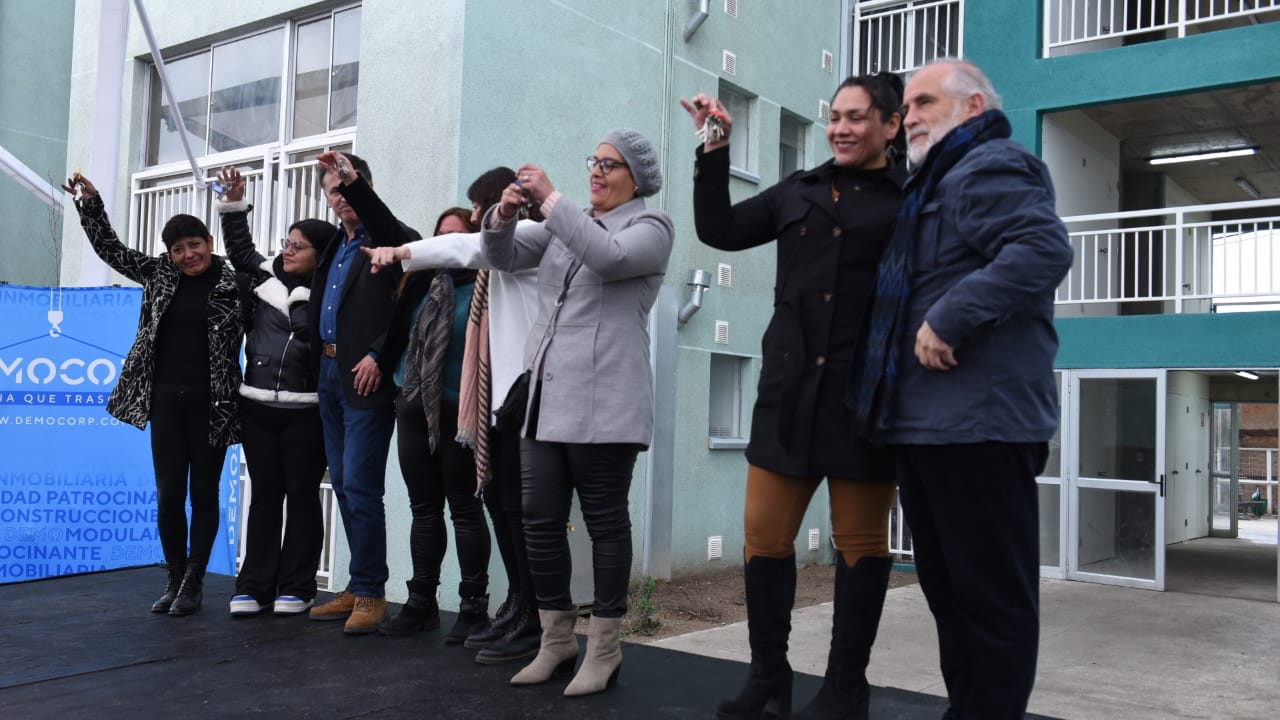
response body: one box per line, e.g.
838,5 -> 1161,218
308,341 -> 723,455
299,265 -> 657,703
151,561 -> 185,613
465,590 -> 518,649
168,562 -> 206,617
475,600 -> 542,665
716,554 -> 796,720
794,555 -> 893,720
379,592 -> 441,636
445,594 -> 491,644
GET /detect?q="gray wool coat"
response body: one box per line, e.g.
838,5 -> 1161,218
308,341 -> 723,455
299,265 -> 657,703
482,195 -> 674,447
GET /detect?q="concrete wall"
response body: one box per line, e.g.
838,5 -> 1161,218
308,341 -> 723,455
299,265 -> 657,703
0,0 -> 75,286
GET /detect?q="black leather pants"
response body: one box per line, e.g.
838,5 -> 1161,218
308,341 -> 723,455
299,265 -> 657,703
520,439 -> 640,618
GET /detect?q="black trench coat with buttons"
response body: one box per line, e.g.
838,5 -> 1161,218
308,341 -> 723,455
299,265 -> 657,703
692,146 -> 902,480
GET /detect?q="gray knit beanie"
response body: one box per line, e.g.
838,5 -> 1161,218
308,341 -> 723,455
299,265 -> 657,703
600,128 -> 662,197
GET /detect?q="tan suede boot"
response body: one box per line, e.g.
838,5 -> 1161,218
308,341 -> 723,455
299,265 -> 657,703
510,609 -> 580,685
563,615 -> 623,697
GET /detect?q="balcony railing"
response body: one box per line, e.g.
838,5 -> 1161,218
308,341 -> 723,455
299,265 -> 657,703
127,133 -> 352,257
1056,198 -> 1280,313
1045,0 -> 1280,56
853,0 -> 964,76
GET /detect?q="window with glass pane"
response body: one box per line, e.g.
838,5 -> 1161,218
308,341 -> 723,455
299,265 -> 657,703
779,112 -> 807,178
294,8 -> 361,140
331,7 -> 361,130
719,84 -> 753,173
1077,378 -> 1157,482
146,52 -> 211,165
708,354 -> 747,439
209,29 -> 284,153
293,19 -> 332,139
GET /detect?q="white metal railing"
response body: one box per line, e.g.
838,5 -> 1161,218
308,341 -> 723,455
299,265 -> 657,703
853,0 -> 964,76
128,133 -> 352,257
1056,198 -> 1280,313
1045,0 -> 1280,56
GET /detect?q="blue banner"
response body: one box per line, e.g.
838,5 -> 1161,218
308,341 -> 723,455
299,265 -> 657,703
0,285 -> 239,583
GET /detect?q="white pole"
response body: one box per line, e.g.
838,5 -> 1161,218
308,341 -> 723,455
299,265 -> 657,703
0,145 -> 63,211
131,0 -> 206,189
80,0 -> 130,287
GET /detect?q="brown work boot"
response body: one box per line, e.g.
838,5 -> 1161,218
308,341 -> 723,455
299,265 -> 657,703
310,590 -> 356,621
344,595 -> 387,635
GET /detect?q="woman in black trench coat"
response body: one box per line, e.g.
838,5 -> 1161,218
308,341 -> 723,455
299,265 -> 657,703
681,73 -> 905,720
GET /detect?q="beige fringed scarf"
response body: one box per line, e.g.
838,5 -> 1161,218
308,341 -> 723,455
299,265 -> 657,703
456,269 -> 492,492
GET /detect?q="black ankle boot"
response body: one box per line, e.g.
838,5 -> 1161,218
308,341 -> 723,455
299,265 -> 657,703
444,594 -> 490,644
379,593 -> 440,636
151,562 -> 185,613
464,591 -> 519,649
168,562 -> 206,617
474,601 -> 542,664
716,554 -> 796,720
793,555 -> 893,720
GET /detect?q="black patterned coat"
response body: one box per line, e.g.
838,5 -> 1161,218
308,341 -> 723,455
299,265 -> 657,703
74,195 -> 246,447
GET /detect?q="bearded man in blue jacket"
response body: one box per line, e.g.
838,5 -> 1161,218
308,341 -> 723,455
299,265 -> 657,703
853,59 -> 1073,720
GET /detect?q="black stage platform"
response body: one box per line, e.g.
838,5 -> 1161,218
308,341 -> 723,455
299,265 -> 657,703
0,568 -> 1048,719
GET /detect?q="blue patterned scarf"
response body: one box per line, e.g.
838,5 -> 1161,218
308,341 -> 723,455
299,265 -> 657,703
849,109 -> 1012,442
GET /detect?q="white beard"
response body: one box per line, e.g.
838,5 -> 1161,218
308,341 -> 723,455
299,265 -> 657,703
907,103 -> 970,166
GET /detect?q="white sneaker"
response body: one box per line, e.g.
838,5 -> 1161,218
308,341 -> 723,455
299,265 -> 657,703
273,595 -> 314,615
229,595 -> 267,616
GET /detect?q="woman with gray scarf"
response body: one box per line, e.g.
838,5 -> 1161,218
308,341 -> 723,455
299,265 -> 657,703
482,128 -> 673,697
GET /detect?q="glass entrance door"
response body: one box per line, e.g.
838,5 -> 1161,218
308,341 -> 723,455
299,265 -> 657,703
1067,371 -> 1166,590
1209,402 -> 1240,538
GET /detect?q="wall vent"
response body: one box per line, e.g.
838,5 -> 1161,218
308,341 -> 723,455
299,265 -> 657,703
708,535 -> 724,560
822,50 -> 834,73
724,0 -> 738,18
818,99 -> 831,122
717,262 -> 732,287
808,528 -> 821,551
722,50 -> 737,76
714,320 -> 729,345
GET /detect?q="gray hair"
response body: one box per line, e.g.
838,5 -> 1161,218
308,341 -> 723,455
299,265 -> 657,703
931,58 -> 1002,111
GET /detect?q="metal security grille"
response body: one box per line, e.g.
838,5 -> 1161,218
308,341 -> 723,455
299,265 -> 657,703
852,0 -> 964,76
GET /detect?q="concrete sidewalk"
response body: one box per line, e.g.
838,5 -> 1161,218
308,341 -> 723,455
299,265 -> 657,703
655,579 -> 1280,719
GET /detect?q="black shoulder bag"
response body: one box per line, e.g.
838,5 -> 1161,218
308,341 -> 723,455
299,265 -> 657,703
493,261 -> 580,433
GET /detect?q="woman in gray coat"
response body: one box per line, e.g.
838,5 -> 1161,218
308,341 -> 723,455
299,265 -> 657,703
482,128 -> 673,697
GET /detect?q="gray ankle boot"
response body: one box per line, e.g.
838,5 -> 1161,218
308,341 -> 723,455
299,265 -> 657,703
563,615 -> 623,697
510,609 -> 579,685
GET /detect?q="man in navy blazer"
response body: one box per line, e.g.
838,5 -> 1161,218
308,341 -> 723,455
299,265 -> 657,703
306,152 -> 418,634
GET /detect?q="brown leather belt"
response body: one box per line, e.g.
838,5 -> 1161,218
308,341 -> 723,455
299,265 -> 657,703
322,343 -> 337,358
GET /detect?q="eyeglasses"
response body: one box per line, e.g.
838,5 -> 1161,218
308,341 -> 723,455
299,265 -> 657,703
586,156 -> 629,175
282,240 -> 314,253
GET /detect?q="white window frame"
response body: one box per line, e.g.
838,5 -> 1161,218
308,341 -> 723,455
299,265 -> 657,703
779,111 -> 810,178
708,353 -> 751,450
718,82 -> 758,181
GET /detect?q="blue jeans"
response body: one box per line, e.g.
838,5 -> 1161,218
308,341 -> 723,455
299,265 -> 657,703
318,356 -> 396,597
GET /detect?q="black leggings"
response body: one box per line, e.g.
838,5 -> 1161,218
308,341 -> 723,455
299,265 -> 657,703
482,425 -> 532,602
395,397 -> 490,598
236,399 -> 327,602
149,383 -> 227,568
520,439 -> 640,618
